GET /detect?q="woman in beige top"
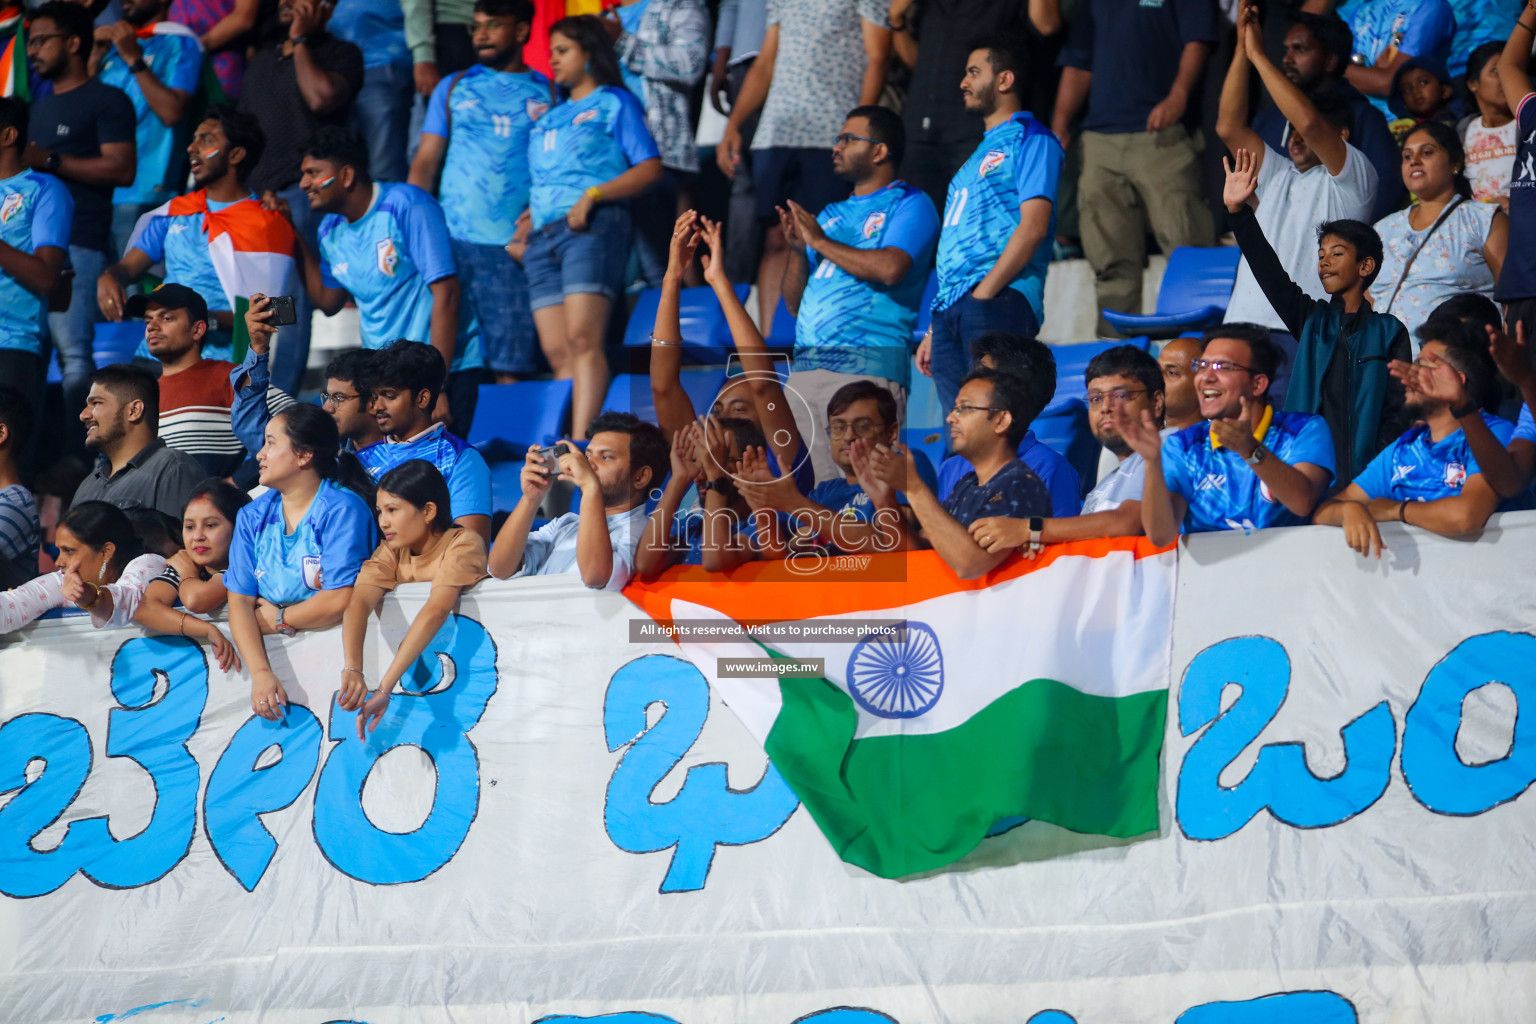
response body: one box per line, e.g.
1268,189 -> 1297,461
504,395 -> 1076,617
340,460 -> 489,738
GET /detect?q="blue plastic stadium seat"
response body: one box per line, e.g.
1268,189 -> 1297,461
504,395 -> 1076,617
1032,398 -> 1101,495
1048,337 -> 1151,404
765,296 -> 796,347
623,283 -> 752,363
94,320 -> 144,368
1101,246 -> 1241,339
913,269 -> 938,343
468,379 -> 573,462
604,368 -> 726,425
902,370 -> 947,466
487,461 -> 525,515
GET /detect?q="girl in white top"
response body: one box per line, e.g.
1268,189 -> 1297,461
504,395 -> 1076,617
0,501 -> 165,634
1460,40 -> 1517,209
1372,122 -> 1508,349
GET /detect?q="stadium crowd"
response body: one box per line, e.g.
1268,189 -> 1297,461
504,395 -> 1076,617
0,0 -> 1534,724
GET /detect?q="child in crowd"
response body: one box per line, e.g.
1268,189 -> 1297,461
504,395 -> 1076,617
1460,41 -> 1518,209
134,480 -> 252,674
1388,57 -> 1458,145
0,502 -> 164,634
225,404 -> 377,722
339,460 -> 488,739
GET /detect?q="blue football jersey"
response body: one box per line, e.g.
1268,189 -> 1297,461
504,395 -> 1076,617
328,0 -> 411,69
100,30 -> 203,206
0,170 -> 72,354
356,424 -> 492,519
423,65 -> 551,246
794,181 -> 939,386
1160,409 -> 1337,533
1353,413 -> 1515,502
318,182 -> 484,372
933,112 -> 1063,322
131,197 -> 242,313
527,85 -> 659,228
224,479 -> 376,606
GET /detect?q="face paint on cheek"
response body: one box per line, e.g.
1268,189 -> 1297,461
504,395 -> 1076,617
202,148 -> 221,159
317,175 -> 336,190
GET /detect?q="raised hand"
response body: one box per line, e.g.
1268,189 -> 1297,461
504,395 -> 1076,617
244,293 -> 277,356
784,200 -> 825,249
697,215 -> 729,289
1391,353 -> 1468,409
1222,150 -> 1260,214
1212,396 -> 1260,458
1114,403 -> 1166,461
669,426 -> 702,485
521,444 -> 556,500
667,209 -> 701,279
1488,321 -> 1536,391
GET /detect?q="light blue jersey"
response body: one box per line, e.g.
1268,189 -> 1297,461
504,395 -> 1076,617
527,85 -> 658,228
318,182 -> 484,372
933,112 -> 1063,322
1354,413 -> 1514,502
1337,0 -> 1455,113
329,0 -> 411,68
0,170 -> 72,354
99,29 -> 203,206
356,423 -> 492,519
794,180 -> 939,386
423,64 -> 551,246
1161,410 -> 1336,533
131,193 -> 246,313
224,479 -> 376,606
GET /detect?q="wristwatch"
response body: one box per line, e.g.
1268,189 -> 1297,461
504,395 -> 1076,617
700,476 -> 731,494
128,57 -> 149,74
1450,400 -> 1478,420
44,150 -> 61,173
274,605 -> 297,637
1243,445 -> 1267,468
1025,516 -> 1045,559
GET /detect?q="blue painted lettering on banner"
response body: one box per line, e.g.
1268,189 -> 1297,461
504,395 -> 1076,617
0,713 -> 94,897
1024,1013 -> 1078,1024
1176,636 -> 1395,841
1401,632 -> 1536,816
204,707 -> 324,891
603,655 -> 799,893
1175,990 -> 1357,1023
313,614 -> 499,884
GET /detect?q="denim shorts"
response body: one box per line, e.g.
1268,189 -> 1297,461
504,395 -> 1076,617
451,237 -> 540,375
524,203 -> 632,311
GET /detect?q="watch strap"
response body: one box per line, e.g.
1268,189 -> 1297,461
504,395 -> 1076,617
1450,401 -> 1478,420
128,57 -> 149,73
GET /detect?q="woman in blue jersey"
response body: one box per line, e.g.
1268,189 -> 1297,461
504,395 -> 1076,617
226,404 -> 377,721
524,15 -> 661,439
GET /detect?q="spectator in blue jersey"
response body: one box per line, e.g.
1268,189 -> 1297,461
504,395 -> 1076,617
356,340 -> 492,542
778,104 -> 940,484
526,16 -> 661,440
734,380 -> 938,559
225,403 -> 377,722
1331,0 -> 1455,119
1315,320 -> 1513,555
91,0 -> 203,257
0,98 -> 73,427
272,127 -> 487,433
410,0 -> 550,385
870,368 -> 1053,578
489,411 -> 669,590
0,387 -> 41,589
919,36 -> 1063,419
1120,324 -> 1335,542
1497,14 -> 1536,345
99,107 -> 278,358
1223,147 -> 1409,489
970,346 -> 1166,556
934,331 -> 1081,517
330,0 -> 415,183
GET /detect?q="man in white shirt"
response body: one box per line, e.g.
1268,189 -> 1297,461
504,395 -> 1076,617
1216,0 -> 1377,359
488,412 -> 670,591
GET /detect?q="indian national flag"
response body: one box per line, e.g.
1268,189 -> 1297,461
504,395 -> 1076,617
0,8 -> 28,101
129,191 -> 297,361
625,539 -> 1176,879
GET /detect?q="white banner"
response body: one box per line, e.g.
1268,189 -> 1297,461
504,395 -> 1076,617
3,515 -> 1535,1024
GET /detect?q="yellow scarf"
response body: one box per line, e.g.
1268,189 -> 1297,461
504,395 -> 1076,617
1210,403 -> 1273,450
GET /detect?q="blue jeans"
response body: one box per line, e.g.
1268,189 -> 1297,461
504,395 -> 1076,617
49,244 -> 108,430
630,170 -> 682,291
351,62 -> 414,183
929,288 -> 1040,418
452,237 -> 540,376
524,204 -> 633,310
269,183 -> 323,396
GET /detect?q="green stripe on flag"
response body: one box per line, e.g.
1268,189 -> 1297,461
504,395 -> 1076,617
231,295 -> 250,363
763,671 -> 1166,879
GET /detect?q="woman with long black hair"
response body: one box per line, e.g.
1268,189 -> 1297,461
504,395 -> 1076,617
0,502 -> 164,634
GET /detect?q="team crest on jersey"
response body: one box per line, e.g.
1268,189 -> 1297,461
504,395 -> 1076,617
977,150 -> 1006,178
862,211 -> 886,238
527,98 -> 549,121
376,238 -> 399,277
1258,479 -> 1276,504
573,109 -> 599,126
1444,462 -> 1467,488
0,192 -> 23,224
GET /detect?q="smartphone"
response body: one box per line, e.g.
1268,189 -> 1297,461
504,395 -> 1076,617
542,441 -> 571,473
267,295 -> 298,327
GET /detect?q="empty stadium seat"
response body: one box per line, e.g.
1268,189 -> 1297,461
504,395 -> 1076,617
1032,398 -> 1100,495
1101,246 -> 1240,339
94,321 -> 144,367
623,283 -> 752,363
468,379 -> 573,462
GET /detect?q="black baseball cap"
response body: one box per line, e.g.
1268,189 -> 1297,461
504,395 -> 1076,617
125,283 -> 210,325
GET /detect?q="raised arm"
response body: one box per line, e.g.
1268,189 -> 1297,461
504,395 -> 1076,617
1502,4 -> 1536,107
1224,151 -> 1314,337
651,211 -> 703,440
1216,1 -> 1266,162
1242,3 -> 1346,175
635,428 -> 700,577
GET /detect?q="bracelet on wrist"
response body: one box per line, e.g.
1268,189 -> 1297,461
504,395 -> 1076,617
1399,499 -> 1411,525
78,581 -> 101,610
585,185 -> 604,203
649,334 -> 680,347
342,666 -> 365,676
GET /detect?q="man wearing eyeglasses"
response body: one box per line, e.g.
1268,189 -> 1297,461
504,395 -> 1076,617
231,315 -> 379,460
777,105 -> 939,485
1119,323 -> 1336,544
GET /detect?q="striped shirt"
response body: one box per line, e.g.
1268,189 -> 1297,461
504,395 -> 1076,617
159,359 -> 293,478
0,483 -> 39,589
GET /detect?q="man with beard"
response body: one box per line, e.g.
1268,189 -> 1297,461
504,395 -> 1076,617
489,411 -> 669,591
1314,321 -> 1513,556
91,0 -> 203,256
99,107 -> 289,359
778,104 -> 939,483
920,35 -> 1064,419
409,0 -> 549,386
71,364 -> 204,520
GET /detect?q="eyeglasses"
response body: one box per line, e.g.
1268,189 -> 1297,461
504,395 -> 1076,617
834,132 -> 880,148
319,390 -> 361,406
949,403 -> 1001,417
1191,358 -> 1254,374
26,32 -> 67,47
1085,387 -> 1148,407
826,418 -> 885,439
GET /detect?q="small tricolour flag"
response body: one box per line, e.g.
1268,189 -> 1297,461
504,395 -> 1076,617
0,8 -> 29,102
625,538 -> 1176,879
